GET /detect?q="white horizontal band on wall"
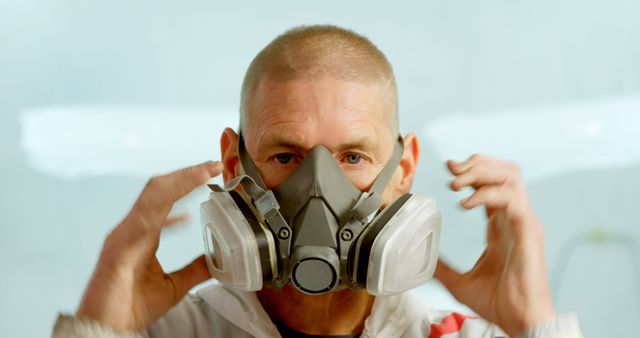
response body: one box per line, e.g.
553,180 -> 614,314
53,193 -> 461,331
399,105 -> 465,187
20,106 -> 238,179
423,96 -> 640,184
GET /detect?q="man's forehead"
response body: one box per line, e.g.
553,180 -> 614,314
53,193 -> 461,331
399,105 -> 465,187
240,77 -> 397,157
252,78 -> 391,122
254,129 -> 383,154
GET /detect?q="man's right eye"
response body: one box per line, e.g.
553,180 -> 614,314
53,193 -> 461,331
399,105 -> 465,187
274,153 -> 293,164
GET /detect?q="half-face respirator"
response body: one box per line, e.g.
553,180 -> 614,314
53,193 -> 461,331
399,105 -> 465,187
201,135 -> 441,296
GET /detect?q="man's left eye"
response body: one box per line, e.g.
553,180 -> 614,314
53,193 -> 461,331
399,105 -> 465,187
275,153 -> 294,164
345,154 -> 363,164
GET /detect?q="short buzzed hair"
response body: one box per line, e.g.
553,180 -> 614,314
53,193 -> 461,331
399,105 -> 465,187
239,25 -> 399,134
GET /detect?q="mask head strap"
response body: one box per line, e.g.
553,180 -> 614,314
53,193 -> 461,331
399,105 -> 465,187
369,136 -> 405,195
349,136 -> 404,221
238,132 -> 267,189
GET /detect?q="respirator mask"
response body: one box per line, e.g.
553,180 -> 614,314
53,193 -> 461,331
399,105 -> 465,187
201,134 -> 441,296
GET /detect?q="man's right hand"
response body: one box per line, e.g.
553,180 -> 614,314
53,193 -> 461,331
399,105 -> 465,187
76,161 -> 223,331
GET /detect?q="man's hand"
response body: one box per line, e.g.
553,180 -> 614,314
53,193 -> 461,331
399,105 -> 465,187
76,161 -> 223,331
434,154 -> 556,337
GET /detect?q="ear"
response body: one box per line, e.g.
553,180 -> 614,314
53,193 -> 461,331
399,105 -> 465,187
220,127 -> 240,184
395,133 -> 420,194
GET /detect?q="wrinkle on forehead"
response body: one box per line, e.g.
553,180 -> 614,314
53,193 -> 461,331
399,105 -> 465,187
244,77 -> 395,140
241,78 -> 395,164
254,120 -> 386,158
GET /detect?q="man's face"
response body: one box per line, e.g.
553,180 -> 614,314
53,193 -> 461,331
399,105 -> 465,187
242,76 -> 398,197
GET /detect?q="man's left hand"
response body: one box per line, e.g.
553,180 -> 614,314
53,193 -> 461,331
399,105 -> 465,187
434,154 -> 556,337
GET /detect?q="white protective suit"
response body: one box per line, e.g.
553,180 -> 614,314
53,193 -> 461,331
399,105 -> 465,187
52,284 -> 582,338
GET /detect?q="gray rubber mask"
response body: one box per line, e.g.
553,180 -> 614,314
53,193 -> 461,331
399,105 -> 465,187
203,133 -> 441,295
236,134 -> 404,294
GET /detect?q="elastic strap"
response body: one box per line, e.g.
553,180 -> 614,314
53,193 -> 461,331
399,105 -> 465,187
369,136 -> 404,195
350,137 -> 405,221
237,133 -> 267,189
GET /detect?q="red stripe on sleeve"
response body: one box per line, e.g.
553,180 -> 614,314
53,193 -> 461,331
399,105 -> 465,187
427,312 -> 477,338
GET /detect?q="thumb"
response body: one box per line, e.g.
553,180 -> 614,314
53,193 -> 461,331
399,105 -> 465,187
434,258 -> 463,296
168,255 -> 211,302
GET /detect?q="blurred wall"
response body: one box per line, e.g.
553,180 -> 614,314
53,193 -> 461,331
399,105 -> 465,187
1,1 -> 639,337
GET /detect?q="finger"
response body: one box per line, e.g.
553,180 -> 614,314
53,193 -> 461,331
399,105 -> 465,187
153,161 -> 223,206
167,255 -> 211,303
447,154 -> 492,175
162,213 -> 191,228
450,163 -> 510,191
447,159 -> 473,176
434,258 -> 462,295
133,161 -> 223,221
460,185 -> 512,210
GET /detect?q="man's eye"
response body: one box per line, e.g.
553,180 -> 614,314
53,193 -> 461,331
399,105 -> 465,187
345,153 -> 363,164
275,153 -> 293,164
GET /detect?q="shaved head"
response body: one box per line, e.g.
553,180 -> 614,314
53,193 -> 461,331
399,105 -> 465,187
240,25 -> 399,135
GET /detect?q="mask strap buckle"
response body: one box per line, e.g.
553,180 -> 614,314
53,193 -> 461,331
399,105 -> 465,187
346,136 -> 404,223
253,190 -> 292,287
350,192 -> 383,222
209,176 -> 292,286
339,136 -> 405,285
340,136 -> 404,243
338,192 -> 380,286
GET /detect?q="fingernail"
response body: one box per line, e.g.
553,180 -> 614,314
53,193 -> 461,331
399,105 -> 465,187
204,161 -> 223,171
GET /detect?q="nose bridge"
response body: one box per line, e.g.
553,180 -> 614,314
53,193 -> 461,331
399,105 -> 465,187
272,144 -> 363,226
301,145 -> 362,216
305,145 -> 341,192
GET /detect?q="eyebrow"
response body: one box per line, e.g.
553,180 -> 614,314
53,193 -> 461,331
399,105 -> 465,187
257,134 -> 380,155
335,136 -> 380,154
257,134 -> 308,154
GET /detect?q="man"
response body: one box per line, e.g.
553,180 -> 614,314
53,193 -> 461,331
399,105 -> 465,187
53,25 -> 582,338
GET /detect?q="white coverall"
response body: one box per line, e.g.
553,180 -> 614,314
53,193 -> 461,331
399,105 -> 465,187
52,284 -> 582,338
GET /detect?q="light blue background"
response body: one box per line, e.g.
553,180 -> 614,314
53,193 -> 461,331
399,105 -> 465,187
1,1 -> 639,337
